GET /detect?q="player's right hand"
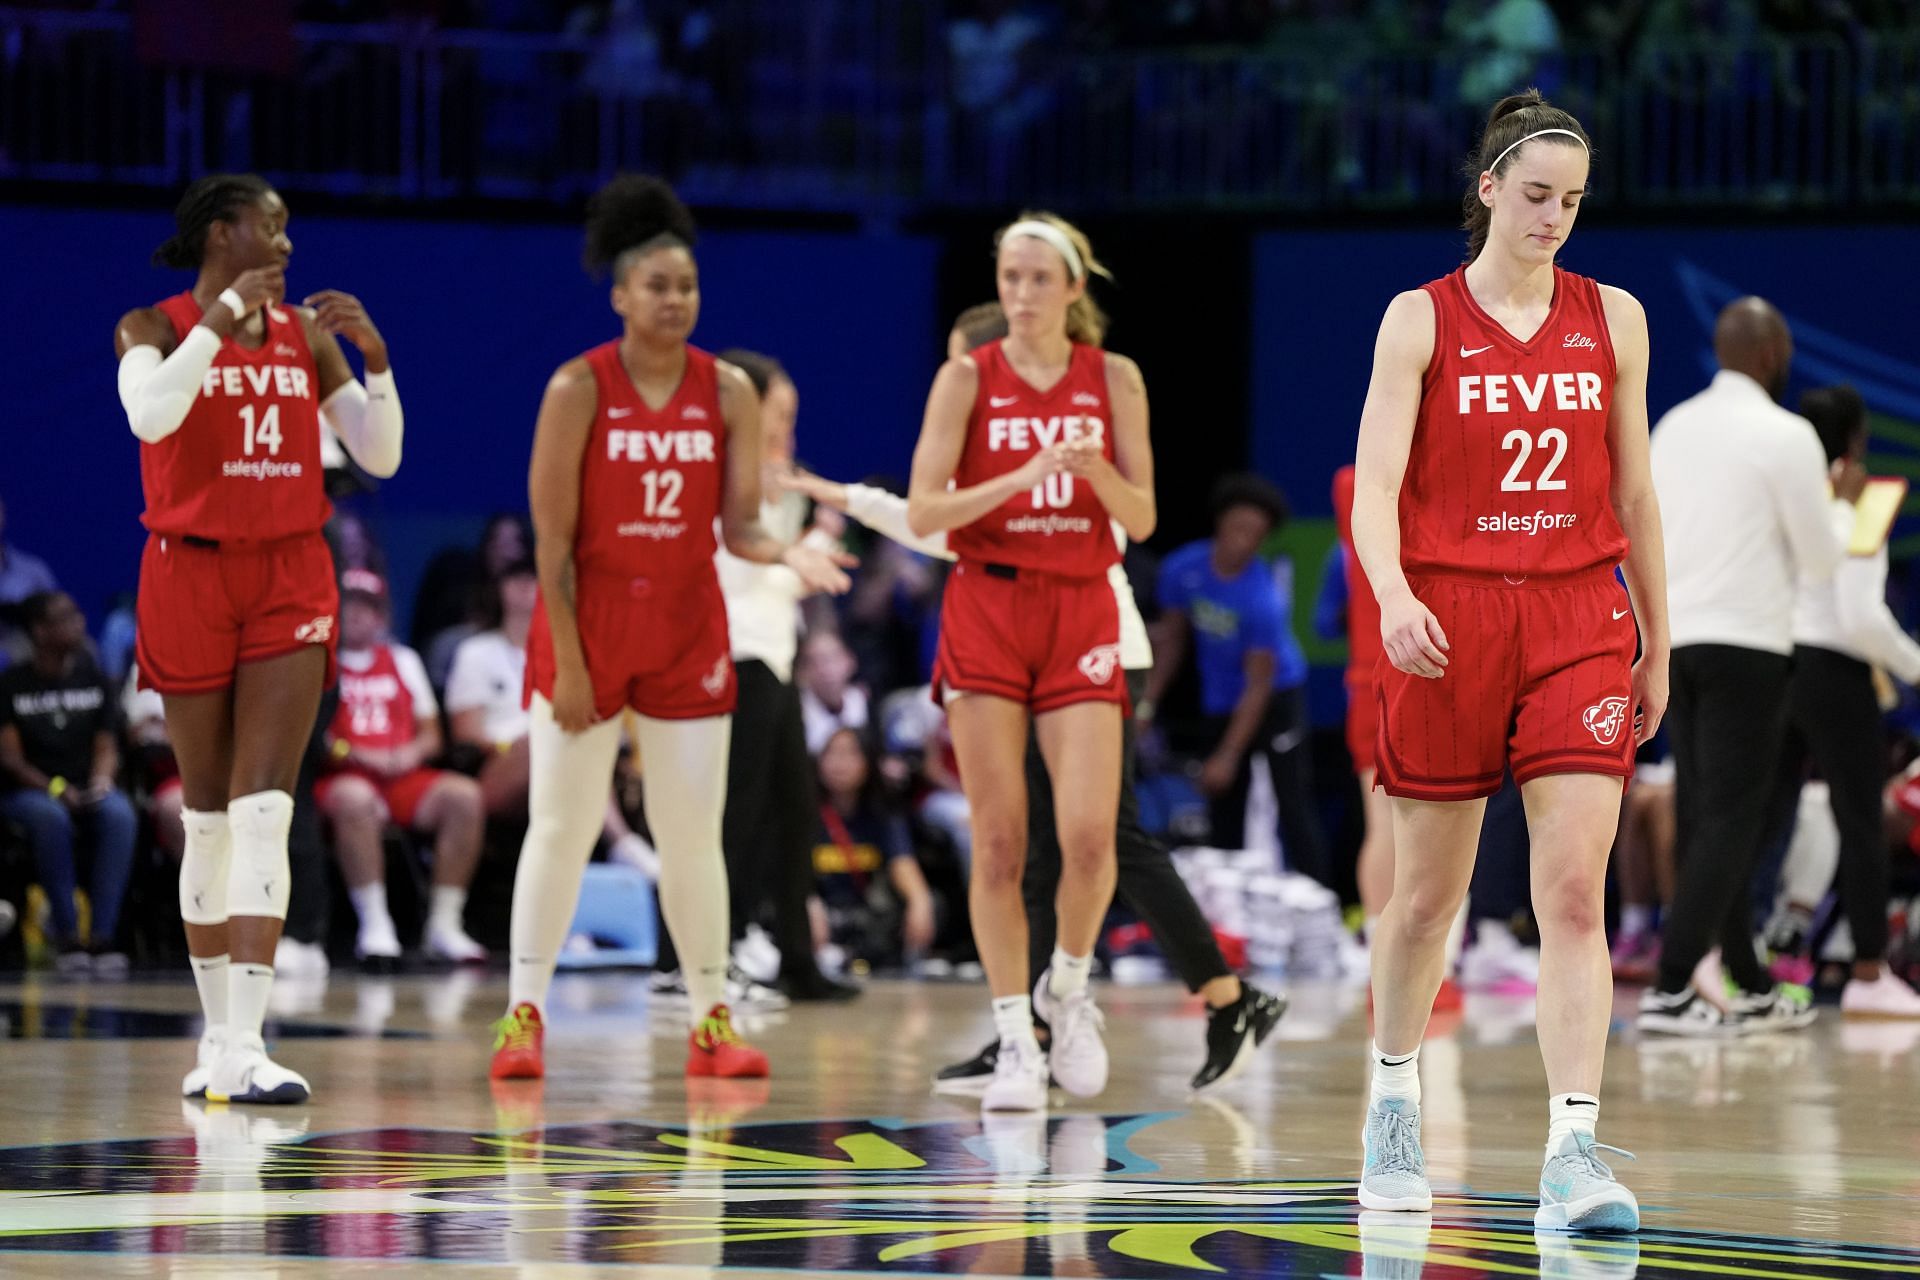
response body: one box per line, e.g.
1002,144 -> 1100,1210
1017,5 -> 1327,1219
228,265 -> 286,315
550,667 -> 598,734
1832,456 -> 1869,505
1010,446 -> 1068,490
782,543 -> 858,595
1381,590 -> 1449,679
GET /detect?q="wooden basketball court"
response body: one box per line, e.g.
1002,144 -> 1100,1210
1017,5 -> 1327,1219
0,971 -> 1915,1277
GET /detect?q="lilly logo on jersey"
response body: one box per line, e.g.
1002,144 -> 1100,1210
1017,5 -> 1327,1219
1077,643 -> 1122,686
1072,391 -> 1102,408
681,405 -> 709,421
1582,696 -> 1630,746
1564,332 -> 1599,350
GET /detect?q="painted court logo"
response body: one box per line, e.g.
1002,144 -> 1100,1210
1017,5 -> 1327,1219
1077,643 -> 1122,685
1583,696 -> 1629,746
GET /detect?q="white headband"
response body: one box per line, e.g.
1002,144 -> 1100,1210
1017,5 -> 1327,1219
1489,127 -> 1588,175
1000,219 -> 1084,282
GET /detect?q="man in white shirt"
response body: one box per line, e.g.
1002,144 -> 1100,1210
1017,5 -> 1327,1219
1640,297 -> 1864,1035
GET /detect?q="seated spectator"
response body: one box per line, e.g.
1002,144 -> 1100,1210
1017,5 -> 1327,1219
798,629 -> 870,754
413,513 -> 533,691
122,665 -> 185,864
0,592 -> 134,976
0,497 -> 58,665
881,687 -> 973,874
443,561 -> 653,863
810,727 -> 936,972
316,571 -> 487,968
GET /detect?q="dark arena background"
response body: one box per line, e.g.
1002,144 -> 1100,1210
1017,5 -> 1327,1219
1,3 -> 1918,1277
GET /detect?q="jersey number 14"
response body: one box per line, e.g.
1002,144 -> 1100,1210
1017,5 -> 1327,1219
238,403 -> 283,456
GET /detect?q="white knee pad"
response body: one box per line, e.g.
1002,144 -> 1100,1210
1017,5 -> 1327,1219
179,808 -> 232,926
227,791 -> 294,921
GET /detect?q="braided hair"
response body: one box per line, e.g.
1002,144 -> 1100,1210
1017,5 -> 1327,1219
583,174 -> 698,280
151,173 -> 275,269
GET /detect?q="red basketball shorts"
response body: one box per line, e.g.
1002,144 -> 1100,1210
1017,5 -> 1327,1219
1345,676 -> 1379,774
526,566 -> 735,722
932,561 -> 1126,714
1374,567 -> 1637,802
315,766 -> 448,828
136,531 -> 339,696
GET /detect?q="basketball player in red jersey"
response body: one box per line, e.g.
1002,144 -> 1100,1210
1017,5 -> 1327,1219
1350,92 -> 1669,1232
907,213 -> 1155,1113
489,176 -> 852,1082
114,174 -> 404,1104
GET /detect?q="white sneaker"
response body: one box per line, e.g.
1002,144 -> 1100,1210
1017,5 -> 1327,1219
424,920 -> 488,964
355,914 -> 402,965
1458,922 -> 1540,992
727,965 -> 790,1012
181,1027 -> 224,1099
1033,971 -> 1109,1099
734,926 -> 783,987
273,936 -> 331,980
981,1035 -> 1049,1113
1841,970 -> 1920,1018
206,1034 -> 311,1105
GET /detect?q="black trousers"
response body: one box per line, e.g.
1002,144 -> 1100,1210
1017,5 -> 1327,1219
1658,644 -> 1793,994
1757,645 -> 1890,962
1022,669 -> 1231,992
284,685 -> 334,947
656,659 -> 821,982
1204,686 -> 1334,889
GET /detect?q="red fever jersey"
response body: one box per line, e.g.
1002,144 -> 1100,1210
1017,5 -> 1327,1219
143,291 -> 331,542
1400,266 -> 1627,578
329,644 -> 421,751
571,341 -> 724,580
948,339 -> 1120,578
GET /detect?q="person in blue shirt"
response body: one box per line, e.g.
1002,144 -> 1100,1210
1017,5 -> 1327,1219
1143,474 -> 1331,886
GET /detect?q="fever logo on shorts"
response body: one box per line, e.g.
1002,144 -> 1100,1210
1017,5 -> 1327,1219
1076,643 -> 1122,686
700,654 -> 730,699
295,615 -> 334,645
1582,696 -> 1629,746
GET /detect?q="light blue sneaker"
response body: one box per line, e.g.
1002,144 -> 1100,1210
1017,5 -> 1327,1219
1358,1096 -> 1432,1211
1534,1131 -> 1640,1232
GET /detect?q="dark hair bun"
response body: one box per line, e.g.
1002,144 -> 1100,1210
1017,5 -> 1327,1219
583,174 -> 697,276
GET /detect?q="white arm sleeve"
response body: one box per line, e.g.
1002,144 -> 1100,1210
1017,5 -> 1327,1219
118,327 -> 222,444
319,368 -> 404,478
1835,550 -> 1920,685
846,484 -> 954,560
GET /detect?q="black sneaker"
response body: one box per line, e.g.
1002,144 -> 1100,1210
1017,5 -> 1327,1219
1636,986 -> 1737,1036
783,970 -> 862,1003
1191,985 -> 1288,1092
932,1038 -> 999,1096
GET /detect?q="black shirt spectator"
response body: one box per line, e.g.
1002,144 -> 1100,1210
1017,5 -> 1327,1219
0,624 -> 117,785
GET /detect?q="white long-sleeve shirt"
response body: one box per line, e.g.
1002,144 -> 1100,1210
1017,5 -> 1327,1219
844,484 -> 1153,672
1793,544 -> 1920,684
1650,370 -> 1854,655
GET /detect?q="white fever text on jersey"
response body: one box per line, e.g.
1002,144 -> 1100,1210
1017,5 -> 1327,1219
1456,373 -> 1603,415
606,428 -> 718,464
985,414 -> 1106,452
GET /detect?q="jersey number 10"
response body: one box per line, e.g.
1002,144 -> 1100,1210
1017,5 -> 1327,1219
238,403 -> 283,456
1031,473 -> 1075,509
1499,427 -> 1568,492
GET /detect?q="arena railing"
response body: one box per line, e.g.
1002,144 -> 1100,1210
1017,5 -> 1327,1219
0,8 -> 1904,214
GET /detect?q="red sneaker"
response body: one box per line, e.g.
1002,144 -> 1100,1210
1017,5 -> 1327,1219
687,1004 -> 769,1078
489,1002 -> 545,1079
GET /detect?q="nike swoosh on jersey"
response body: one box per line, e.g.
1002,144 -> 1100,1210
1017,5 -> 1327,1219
989,395 -> 1019,408
1459,344 -> 1494,358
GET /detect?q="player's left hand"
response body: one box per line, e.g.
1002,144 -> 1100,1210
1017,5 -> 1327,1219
1196,751 -> 1238,796
1057,435 -> 1106,476
303,290 -> 387,360
1631,652 -> 1668,746
782,543 -> 858,595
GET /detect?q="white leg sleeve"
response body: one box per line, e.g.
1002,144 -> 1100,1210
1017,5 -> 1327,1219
179,807 -> 233,927
635,712 -> 733,1026
227,792 -> 293,920
507,695 -> 625,1012
1781,781 -> 1842,911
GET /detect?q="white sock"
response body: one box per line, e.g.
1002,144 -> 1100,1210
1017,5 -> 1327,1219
1619,905 -> 1653,938
1047,947 -> 1092,1000
228,961 -> 275,1044
350,882 -> 393,934
993,994 -> 1041,1052
1548,1092 -> 1599,1149
429,885 -> 468,935
190,953 -> 230,1036
1370,1042 -> 1421,1107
